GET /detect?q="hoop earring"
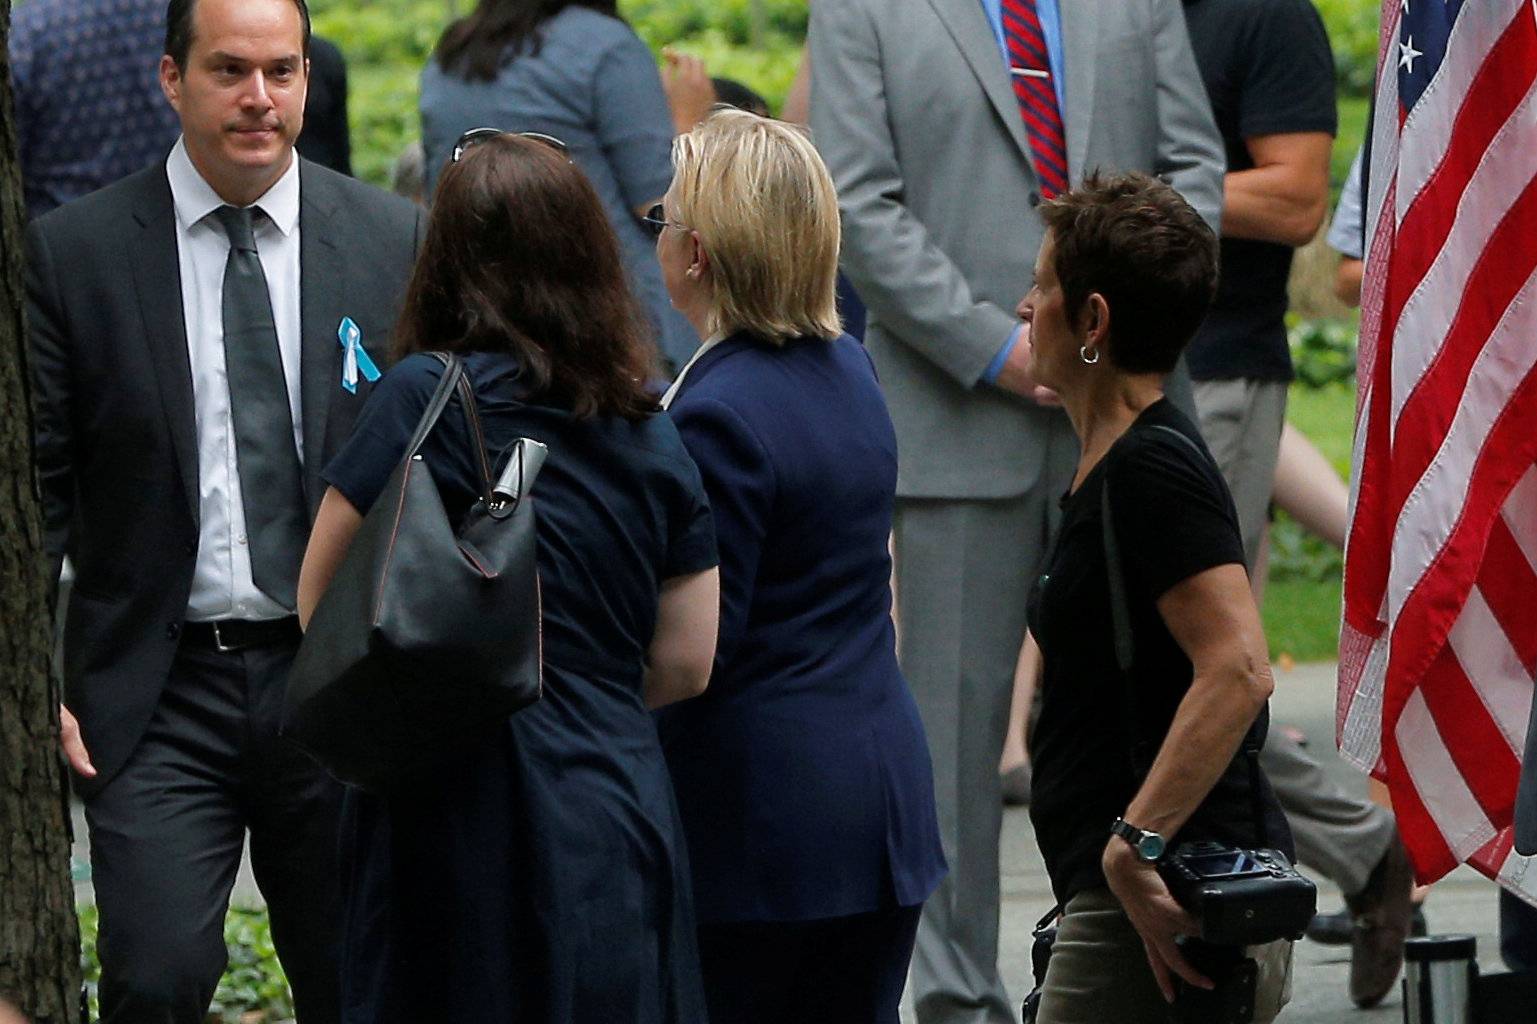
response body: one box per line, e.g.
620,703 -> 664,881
1080,344 -> 1100,365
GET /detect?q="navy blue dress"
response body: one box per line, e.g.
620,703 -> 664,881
323,352 -> 717,1023
658,333 -> 946,924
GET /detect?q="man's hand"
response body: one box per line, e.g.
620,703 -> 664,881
60,705 -> 97,778
662,50 -> 716,135
1102,839 -> 1211,1003
993,323 -> 1061,406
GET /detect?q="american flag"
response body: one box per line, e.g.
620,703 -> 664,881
1339,0 -> 1537,902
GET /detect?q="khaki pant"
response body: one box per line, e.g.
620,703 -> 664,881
1035,888 -> 1292,1024
1191,378 -> 1289,576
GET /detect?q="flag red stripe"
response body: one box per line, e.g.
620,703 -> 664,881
1387,173 -> 1537,515
1420,645 -> 1521,821
1479,517 -> 1537,673
1384,735 -> 1461,883
1383,361 -> 1537,751
1379,15 -> 1537,346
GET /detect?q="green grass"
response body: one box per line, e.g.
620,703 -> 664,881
1263,576 -> 1345,664
1265,381 -> 1356,662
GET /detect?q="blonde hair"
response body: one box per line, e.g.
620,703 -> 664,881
669,108 -> 842,343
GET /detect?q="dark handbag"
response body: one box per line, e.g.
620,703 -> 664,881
281,353 -> 546,790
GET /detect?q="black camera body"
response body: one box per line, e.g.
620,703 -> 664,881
1158,841 -> 1317,946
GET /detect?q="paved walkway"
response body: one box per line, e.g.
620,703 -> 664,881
74,662 -> 1508,1022
979,661 -> 1507,1024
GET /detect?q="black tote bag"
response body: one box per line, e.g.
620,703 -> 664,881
282,354 -> 545,790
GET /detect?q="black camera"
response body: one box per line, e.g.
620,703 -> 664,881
1158,841 -> 1316,946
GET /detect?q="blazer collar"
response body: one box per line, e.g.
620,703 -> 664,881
129,166 -> 200,526
925,0 -> 1033,165
668,330 -> 760,405
297,159 -> 347,514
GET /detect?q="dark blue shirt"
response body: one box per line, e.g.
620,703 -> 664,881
9,0 -> 181,220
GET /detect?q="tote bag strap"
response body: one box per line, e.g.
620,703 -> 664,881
420,352 -> 495,504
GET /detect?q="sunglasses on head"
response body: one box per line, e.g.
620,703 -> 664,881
450,127 -> 571,163
641,203 -> 689,239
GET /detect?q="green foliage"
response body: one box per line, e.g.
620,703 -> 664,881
1316,0 -> 1382,97
79,904 -> 294,1023
1288,316 -> 1358,390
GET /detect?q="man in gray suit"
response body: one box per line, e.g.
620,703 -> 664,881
810,1 -> 1223,1019
27,0 -> 419,1019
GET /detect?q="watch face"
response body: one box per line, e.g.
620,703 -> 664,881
1138,834 -> 1166,861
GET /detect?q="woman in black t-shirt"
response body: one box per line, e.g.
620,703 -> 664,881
1018,174 -> 1294,1024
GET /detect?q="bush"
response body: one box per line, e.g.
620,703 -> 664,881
79,904 -> 294,1023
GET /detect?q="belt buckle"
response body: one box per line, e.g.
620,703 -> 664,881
211,620 -> 240,653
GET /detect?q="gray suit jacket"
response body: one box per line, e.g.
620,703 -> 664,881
26,159 -> 423,791
810,0 -> 1224,499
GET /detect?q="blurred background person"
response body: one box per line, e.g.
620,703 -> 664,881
297,35 -> 353,175
297,131 -> 720,1022
654,110 -> 945,1024
9,0 -> 180,220
417,0 -> 715,374
1022,172 -> 1293,1024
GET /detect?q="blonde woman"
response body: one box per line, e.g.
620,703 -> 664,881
650,110 -> 946,1024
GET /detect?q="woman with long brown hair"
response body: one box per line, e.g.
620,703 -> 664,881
297,132 -> 720,1022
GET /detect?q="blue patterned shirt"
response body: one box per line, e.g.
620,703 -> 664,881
9,0 -> 181,220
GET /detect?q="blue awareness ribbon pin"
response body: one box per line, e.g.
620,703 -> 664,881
338,317 -> 382,393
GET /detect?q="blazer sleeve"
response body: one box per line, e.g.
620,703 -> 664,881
1153,0 -> 1226,233
670,395 -> 776,670
809,0 -> 1018,389
24,219 -> 75,584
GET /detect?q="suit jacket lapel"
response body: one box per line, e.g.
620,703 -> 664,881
926,0 -> 1034,164
298,162 -> 343,517
129,171 -> 199,527
1059,0 -> 1099,182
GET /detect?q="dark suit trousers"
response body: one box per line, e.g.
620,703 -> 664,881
696,904 -> 923,1024
85,638 -> 342,1024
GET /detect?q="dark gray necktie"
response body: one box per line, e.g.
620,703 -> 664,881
213,204 -> 307,609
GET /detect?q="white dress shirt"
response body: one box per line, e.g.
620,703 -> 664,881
167,138 -> 304,622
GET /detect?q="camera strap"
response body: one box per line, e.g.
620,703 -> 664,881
1100,422 -> 1269,848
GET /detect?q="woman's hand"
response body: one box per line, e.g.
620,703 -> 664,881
1102,839 -> 1212,1003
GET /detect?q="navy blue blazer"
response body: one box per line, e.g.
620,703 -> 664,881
658,331 -> 946,923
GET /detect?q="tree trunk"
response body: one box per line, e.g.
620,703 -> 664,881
0,2 -> 84,1021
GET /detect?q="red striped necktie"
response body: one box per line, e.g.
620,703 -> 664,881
999,0 -> 1069,198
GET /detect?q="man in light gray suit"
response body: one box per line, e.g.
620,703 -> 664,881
810,1 -> 1223,1019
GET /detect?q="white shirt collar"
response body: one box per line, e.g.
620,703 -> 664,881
167,136 -> 301,236
660,332 -> 729,409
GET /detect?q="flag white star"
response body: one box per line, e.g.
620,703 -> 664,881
1400,35 -> 1424,73
1401,0 -> 1409,11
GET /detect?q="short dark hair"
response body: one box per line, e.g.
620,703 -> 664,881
165,0 -> 313,70
394,134 -> 658,421
711,78 -> 770,118
1039,172 -> 1218,375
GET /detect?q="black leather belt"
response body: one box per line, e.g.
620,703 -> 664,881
182,616 -> 301,652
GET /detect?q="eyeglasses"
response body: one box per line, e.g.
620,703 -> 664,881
450,127 -> 571,163
641,202 -> 689,238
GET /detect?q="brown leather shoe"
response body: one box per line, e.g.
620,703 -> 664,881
1347,833 -> 1416,1008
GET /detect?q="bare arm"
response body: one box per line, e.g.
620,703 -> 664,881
1101,562 -> 1275,1000
1221,132 -> 1333,247
644,568 -> 720,709
296,487 -> 364,630
1335,256 -> 1364,307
